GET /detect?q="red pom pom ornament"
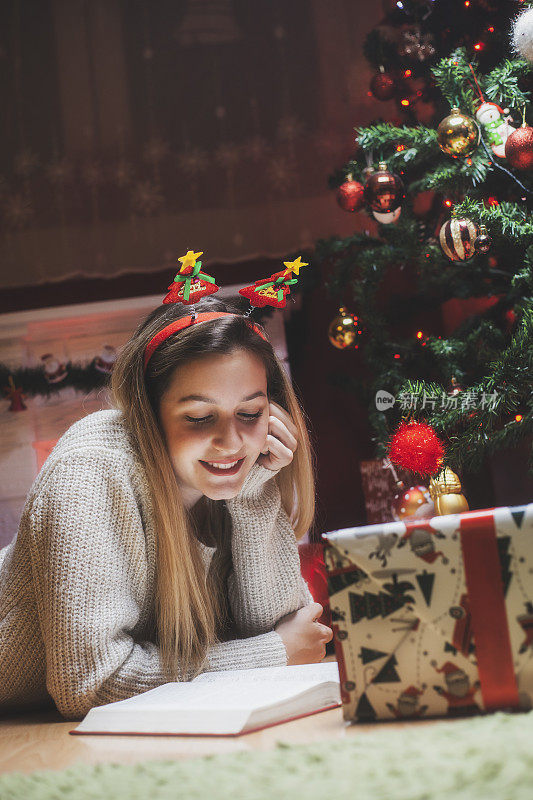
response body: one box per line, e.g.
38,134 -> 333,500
388,420 -> 444,476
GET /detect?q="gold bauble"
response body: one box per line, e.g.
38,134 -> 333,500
429,466 -> 469,516
437,107 -> 480,157
328,307 -> 362,350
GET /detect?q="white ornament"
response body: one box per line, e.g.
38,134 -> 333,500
372,207 -> 401,225
512,7 -> 533,62
41,353 -> 68,384
94,345 -> 117,375
475,102 -> 516,158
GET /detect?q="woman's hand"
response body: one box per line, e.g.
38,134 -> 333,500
257,401 -> 299,472
275,603 -> 333,665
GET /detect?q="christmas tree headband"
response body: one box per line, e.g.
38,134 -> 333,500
143,249 -> 308,372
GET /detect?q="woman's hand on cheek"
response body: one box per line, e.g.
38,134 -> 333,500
257,401 -> 299,472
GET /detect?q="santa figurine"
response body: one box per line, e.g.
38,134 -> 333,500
94,344 -> 117,375
475,102 -> 516,158
41,353 -> 68,384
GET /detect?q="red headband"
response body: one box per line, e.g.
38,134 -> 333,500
143,312 -> 267,372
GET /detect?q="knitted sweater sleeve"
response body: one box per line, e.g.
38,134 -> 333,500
27,451 -> 287,720
225,463 -> 315,638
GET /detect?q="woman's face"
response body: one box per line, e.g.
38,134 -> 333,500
158,348 -> 270,507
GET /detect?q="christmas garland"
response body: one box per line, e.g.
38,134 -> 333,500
1,360 -> 111,402
1,305 -> 276,403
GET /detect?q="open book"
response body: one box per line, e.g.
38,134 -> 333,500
71,661 -> 341,737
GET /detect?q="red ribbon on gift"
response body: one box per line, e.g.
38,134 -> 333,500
460,509 -> 520,711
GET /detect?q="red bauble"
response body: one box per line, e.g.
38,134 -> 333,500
391,485 -> 434,521
388,420 -> 445,476
504,125 -> 533,171
364,162 -> 405,212
370,71 -> 396,101
336,179 -> 365,212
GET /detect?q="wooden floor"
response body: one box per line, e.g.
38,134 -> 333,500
0,704 -> 438,776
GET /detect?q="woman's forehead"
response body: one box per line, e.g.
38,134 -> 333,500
166,350 -> 268,401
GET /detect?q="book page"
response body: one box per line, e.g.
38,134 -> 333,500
192,660 -> 340,686
74,679 -> 341,734
88,676 -> 337,715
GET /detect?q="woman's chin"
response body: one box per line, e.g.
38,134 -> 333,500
204,486 -> 241,501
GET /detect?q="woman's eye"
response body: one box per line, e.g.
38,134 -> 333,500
185,411 -> 263,425
239,411 -> 263,422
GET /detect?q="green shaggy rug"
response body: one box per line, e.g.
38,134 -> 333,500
1,711 -> 532,800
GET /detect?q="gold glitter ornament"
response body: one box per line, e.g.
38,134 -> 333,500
328,307 -> 362,350
429,466 -> 469,515
439,217 -> 479,261
437,108 -> 480,158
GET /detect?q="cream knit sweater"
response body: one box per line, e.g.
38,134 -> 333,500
0,410 -> 313,720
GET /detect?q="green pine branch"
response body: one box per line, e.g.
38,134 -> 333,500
482,59 -> 531,110
431,48 -> 477,110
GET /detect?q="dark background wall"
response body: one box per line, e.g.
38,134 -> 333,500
0,0 -> 382,287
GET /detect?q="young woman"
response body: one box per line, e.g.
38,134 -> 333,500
0,297 -> 332,719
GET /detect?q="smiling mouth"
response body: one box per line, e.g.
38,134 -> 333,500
199,457 -> 246,476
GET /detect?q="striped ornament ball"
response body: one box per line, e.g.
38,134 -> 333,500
439,217 -> 479,261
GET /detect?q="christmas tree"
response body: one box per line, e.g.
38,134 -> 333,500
315,0 -> 533,484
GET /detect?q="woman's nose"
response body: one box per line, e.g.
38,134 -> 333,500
212,419 -> 243,452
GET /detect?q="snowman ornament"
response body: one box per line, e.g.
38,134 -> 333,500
475,102 -> 516,158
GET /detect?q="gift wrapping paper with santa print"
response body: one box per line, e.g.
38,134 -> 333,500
322,504 -> 533,723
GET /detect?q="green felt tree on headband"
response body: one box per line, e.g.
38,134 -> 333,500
163,250 -> 219,305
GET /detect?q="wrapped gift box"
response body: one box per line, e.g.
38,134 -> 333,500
322,504 -> 533,722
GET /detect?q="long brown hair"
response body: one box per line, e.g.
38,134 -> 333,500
110,296 -> 315,680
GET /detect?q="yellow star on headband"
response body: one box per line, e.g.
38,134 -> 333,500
178,250 -> 203,270
282,255 -> 308,276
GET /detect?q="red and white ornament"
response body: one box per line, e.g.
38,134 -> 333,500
41,353 -> 68,384
439,217 -> 479,262
372,207 -> 402,225
94,345 -> 117,375
391,484 -> 434,521
475,102 -> 516,159
364,162 -> 405,213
